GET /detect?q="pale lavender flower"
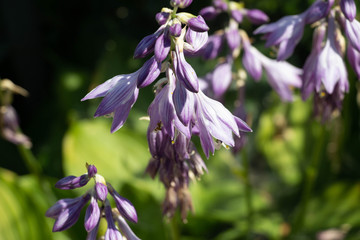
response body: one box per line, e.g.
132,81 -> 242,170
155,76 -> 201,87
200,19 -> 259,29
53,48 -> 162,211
241,32 -> 302,100
84,196 -> 100,232
213,0 -> 227,11
254,0 -> 333,60
345,18 -> 360,52
210,58 -> 233,97
114,214 -> 141,240
191,89 -> 252,157
347,43 -> 360,79
315,17 -> 348,95
225,27 -> 241,53
231,9 -> 244,23
137,56 -> 161,88
340,0 -> 357,21
81,71 -> 140,133
155,30 -> 171,62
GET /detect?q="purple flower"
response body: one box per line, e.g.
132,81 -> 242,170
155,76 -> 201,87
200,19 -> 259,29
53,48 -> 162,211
156,12 -> 170,25
154,31 -> 171,62
244,9 -> 269,25
200,33 -> 224,60
133,26 -> 164,59
55,175 -> 89,190
173,45 -> 199,92
184,29 -> 208,55
210,59 -> 233,97
108,184 -> 138,223
345,19 -> 360,52
192,89 -> 252,157
254,0 -> 332,60
340,0 -> 357,21
169,22 -> 182,37
242,43 -> 262,81
347,43 -> 360,79
254,13 -> 307,61
199,6 -> 219,21
188,15 -> 209,32
170,0 -> 193,8
81,71 -> 140,133
87,164 -> 97,178
231,9 -> 244,23
84,196 -> 100,232
104,203 -> 123,240
137,56 -> 161,88
225,27 -> 241,53
95,182 -> 108,201
213,0 -> 228,11
46,194 -> 91,232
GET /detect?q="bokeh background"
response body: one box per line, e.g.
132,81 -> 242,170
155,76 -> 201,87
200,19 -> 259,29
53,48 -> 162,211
0,0 -> 360,239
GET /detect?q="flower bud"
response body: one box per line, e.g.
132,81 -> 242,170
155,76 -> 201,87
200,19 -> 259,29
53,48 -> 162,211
84,196 -> 100,232
170,0 -> 193,8
95,182 -> 108,201
137,56 -> 162,88
156,12 -> 170,25
187,15 -> 209,32
87,164 -> 97,178
345,19 -> 360,52
340,0 -> 357,21
199,6 -> 219,21
55,175 -> 89,189
155,31 -> 171,62
169,20 -> 182,37
245,9 -> 269,25
108,184 -> 138,223
213,0 -> 228,11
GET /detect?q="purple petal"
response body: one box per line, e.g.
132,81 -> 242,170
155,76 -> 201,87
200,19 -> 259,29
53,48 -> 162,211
231,9 -> 243,23
201,34 -> 223,60
137,56 -> 161,88
234,116 -> 252,132
245,9 -> 269,25
170,0 -> 193,8
110,190 -> 138,223
199,6 -> 219,21
154,32 -> 171,62
133,26 -> 164,59
225,28 -> 241,52
104,204 -> 123,240
55,175 -> 89,190
173,81 -> 194,125
173,48 -> 199,92
345,19 -> 360,52
95,182 -> 108,201
86,220 -> 100,240
347,44 -> 360,79
156,12 -> 170,25
169,23 -> 182,37
212,61 -> 232,97
184,29 -> 208,54
340,0 -> 356,21
188,15 -> 209,32
84,197 -> 100,232
87,164 -> 97,178
213,0 -> 228,11
305,0 -> 333,24
81,75 -> 122,101
242,45 -> 262,81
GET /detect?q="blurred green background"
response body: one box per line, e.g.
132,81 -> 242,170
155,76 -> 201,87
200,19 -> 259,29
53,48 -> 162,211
0,0 -> 360,239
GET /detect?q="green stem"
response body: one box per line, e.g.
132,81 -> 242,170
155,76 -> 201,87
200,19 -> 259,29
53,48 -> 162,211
242,149 -> 254,238
291,125 -> 326,235
17,144 -> 42,177
169,217 -> 180,240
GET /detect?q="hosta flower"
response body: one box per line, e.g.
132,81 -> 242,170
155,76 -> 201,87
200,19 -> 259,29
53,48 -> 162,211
46,164 -> 140,239
347,43 -> 360,79
81,71 -> 140,133
345,18 -> 360,52
254,0 -> 333,60
340,0 -> 357,21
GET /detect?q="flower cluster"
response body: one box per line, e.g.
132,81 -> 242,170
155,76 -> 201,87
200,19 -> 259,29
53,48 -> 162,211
46,164 -> 140,240
0,79 -> 32,148
82,0 -> 251,219
254,0 -> 360,120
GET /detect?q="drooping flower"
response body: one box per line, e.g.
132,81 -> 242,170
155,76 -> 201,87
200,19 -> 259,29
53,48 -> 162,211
81,71 -> 140,133
340,0 -> 357,21
347,43 -> 360,79
345,18 -> 360,52
254,0 -> 333,60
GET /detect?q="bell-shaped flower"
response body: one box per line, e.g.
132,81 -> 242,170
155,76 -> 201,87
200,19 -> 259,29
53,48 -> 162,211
184,28 -> 208,55
84,196 -> 100,232
173,44 -> 199,92
345,18 -> 360,52
154,30 -> 171,62
192,89 -> 251,157
137,56 -> 161,88
225,26 -> 241,53
304,0 -> 333,24
104,203 -> 123,240
81,71 -> 140,133
148,69 -> 191,138
347,43 -> 360,79
316,17 -> 348,95
46,194 -> 91,232
254,13 -> 307,61
340,0 -> 356,21
210,58 -> 233,97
